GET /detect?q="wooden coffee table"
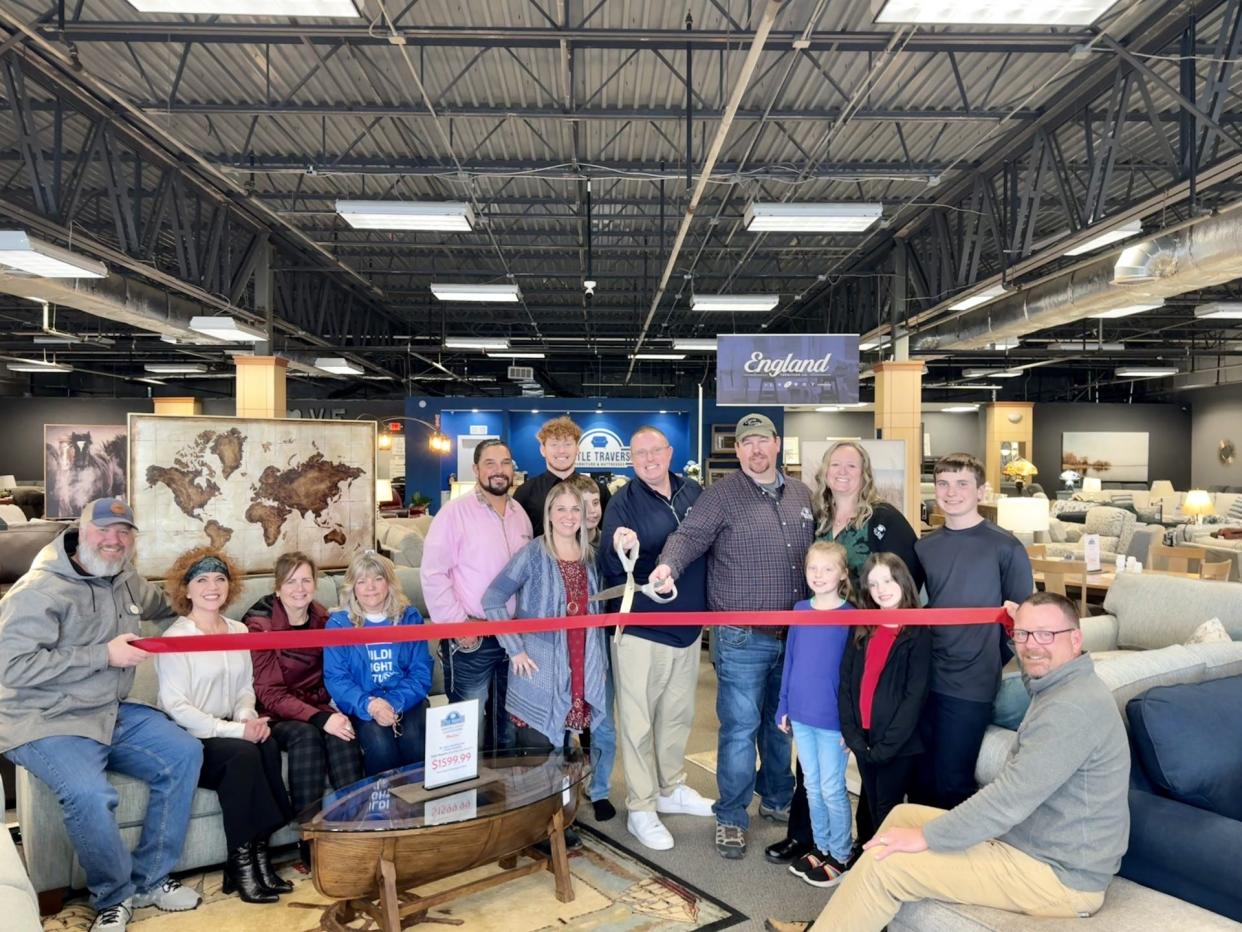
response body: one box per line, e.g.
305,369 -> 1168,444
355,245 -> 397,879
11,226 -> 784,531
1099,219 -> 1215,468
301,748 -> 594,931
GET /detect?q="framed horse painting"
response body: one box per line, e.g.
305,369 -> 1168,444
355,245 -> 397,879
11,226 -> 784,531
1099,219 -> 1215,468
44,424 -> 128,520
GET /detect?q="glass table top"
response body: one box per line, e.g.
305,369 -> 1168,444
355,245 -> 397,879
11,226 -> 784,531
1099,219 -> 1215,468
301,746 -> 596,833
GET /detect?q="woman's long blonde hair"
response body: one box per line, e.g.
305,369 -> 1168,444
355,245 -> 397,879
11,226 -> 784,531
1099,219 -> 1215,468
540,480 -> 595,564
341,549 -> 409,627
815,440 -> 882,537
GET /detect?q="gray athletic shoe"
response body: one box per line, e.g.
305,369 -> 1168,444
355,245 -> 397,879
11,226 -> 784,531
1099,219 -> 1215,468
132,877 -> 201,912
90,902 -> 132,932
714,821 -> 747,859
759,802 -> 791,823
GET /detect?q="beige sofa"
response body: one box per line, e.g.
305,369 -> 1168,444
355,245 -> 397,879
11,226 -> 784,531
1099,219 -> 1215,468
0,779 -> 39,930
14,565 -> 435,900
1045,505 -> 1161,566
892,573 -> 1242,931
376,514 -> 433,568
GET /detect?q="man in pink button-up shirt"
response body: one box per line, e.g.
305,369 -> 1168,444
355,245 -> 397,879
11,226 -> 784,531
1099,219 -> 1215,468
421,439 -> 532,750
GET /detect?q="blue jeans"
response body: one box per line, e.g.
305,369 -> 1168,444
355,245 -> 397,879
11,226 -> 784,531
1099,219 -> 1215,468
440,637 -> 514,751
790,722 -> 853,862
712,627 -> 793,829
586,648 -> 616,802
353,699 -> 428,776
5,703 -> 202,909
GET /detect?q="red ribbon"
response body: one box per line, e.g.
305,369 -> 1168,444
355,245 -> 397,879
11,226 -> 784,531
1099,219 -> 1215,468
132,607 -> 1010,654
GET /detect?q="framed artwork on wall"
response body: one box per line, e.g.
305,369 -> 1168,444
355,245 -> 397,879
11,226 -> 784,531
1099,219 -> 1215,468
711,425 -> 737,455
44,424 -> 127,519
1061,431 -> 1149,483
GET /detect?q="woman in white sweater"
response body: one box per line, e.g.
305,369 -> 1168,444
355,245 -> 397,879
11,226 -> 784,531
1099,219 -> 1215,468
155,548 -> 294,904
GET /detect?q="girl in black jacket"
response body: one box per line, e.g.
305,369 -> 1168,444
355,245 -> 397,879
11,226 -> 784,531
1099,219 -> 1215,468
840,552 -> 931,844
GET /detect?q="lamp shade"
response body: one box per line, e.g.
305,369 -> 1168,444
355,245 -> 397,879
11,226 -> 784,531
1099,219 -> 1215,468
996,497 -> 1051,535
1082,477 -> 1102,492
0,475 -> 15,491
1182,489 -> 1215,517
1002,457 -> 1038,480
1149,480 -> 1175,498
375,479 -> 394,505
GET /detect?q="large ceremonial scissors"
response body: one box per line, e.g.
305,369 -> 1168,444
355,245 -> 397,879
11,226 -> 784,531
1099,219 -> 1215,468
589,537 -> 677,631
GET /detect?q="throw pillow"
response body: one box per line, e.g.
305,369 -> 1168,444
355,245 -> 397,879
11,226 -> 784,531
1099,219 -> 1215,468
991,673 -> 1031,730
1228,498 -> 1242,522
1113,492 -> 1135,507
1185,618 -> 1232,645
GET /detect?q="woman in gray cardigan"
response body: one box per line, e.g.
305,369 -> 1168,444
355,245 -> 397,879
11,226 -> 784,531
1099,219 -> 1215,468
481,480 -> 609,757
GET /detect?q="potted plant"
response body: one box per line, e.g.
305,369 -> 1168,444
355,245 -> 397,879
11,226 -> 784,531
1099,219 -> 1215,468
407,491 -> 431,516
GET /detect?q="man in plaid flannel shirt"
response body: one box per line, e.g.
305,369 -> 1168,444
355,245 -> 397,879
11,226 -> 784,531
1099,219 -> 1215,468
651,413 -> 816,859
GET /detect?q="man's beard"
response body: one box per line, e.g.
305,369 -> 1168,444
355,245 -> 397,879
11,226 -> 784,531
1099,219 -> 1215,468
77,538 -> 133,576
482,474 -> 512,495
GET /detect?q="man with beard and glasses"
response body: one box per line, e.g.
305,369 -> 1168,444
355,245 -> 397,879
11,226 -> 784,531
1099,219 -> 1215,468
422,439 -> 532,750
0,498 -> 203,932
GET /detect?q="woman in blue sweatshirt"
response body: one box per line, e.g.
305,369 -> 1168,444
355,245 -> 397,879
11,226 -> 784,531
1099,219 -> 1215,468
324,551 -> 432,776
776,541 -> 854,888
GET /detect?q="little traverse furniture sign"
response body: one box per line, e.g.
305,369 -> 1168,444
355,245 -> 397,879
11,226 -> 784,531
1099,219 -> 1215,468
716,334 -> 860,406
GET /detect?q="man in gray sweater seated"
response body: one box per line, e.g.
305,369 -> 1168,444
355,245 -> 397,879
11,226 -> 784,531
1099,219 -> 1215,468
767,590 -> 1130,932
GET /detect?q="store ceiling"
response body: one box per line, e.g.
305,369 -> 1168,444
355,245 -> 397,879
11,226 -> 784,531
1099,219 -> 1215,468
0,0 -> 1241,401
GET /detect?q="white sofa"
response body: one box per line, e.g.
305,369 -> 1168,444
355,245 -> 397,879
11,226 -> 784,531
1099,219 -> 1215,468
1045,505 -> 1161,566
892,573 -> 1242,932
0,779 -> 39,930
14,565 -> 435,902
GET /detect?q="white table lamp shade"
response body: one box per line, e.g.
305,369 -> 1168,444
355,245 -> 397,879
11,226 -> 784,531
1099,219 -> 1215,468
997,497 -> 1051,534
1149,480 -> 1175,498
1182,489 -> 1215,517
375,479 -> 394,504
0,475 -> 14,490
1082,477 -> 1102,492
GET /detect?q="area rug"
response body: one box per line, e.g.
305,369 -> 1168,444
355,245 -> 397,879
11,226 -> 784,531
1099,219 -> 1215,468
687,750 -> 862,795
43,828 -> 743,932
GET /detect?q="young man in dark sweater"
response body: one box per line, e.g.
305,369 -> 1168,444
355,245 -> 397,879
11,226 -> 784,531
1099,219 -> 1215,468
513,415 -> 610,536
911,453 -> 1032,810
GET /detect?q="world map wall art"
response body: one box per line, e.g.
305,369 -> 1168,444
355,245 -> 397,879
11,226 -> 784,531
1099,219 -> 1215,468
127,414 -> 376,579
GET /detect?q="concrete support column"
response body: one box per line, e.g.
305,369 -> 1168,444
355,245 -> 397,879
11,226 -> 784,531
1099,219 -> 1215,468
152,397 -> 201,416
984,402 -> 1036,494
873,360 -> 924,534
235,355 -> 287,419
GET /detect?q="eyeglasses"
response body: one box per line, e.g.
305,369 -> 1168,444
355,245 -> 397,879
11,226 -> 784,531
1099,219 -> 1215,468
632,446 -> 669,460
1012,628 -> 1076,644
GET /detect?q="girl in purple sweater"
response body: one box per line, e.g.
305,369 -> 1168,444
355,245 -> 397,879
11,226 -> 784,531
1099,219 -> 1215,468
776,541 -> 854,887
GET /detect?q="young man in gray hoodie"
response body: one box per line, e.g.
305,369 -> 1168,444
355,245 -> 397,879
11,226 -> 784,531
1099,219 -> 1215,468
767,590 -> 1130,932
0,499 -> 204,932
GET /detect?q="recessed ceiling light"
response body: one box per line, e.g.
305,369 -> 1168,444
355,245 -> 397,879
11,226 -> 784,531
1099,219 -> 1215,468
744,202 -> 882,233
335,200 -> 473,231
875,0 -> 1117,26
691,294 -> 779,312
1063,219 -> 1143,256
0,231 -> 106,279
431,283 -> 522,303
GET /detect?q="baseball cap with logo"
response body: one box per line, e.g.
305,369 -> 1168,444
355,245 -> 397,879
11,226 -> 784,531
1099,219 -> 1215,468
84,497 -> 139,530
735,413 -> 777,442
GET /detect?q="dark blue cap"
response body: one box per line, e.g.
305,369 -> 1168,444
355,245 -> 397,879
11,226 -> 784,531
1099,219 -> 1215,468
85,497 -> 139,530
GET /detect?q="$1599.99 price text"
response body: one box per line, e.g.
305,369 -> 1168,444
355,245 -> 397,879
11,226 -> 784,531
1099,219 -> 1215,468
430,753 -> 474,770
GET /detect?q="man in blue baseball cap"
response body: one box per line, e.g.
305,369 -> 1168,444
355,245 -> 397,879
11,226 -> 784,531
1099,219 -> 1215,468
0,498 -> 204,931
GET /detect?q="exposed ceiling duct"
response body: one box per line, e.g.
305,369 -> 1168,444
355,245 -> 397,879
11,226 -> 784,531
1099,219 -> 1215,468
911,206 -> 1242,351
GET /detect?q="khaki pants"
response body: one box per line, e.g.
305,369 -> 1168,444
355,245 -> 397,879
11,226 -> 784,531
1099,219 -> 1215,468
812,805 -> 1106,932
611,633 -> 701,811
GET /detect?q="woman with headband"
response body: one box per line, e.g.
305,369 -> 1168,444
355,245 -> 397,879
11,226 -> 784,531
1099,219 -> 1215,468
323,550 -> 433,776
155,548 -> 295,905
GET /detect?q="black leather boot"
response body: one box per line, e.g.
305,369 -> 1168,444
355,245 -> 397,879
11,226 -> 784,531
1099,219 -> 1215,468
253,837 -> 294,893
222,842 -> 280,903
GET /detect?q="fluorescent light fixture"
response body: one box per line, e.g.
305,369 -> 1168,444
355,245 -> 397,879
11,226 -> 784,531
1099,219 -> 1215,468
1063,219 -> 1142,256
987,338 -> 1022,350
0,231 -> 106,278
948,284 -> 1005,311
444,337 -> 510,350
313,357 -> 363,375
630,353 -> 687,360
189,315 -> 266,341
744,202 -> 882,232
1048,341 -> 1125,351
859,338 -> 889,351
1195,302 -> 1242,320
136,377 -> 167,386
431,283 -> 521,303
962,368 -> 1021,378
691,294 -> 779,312
1089,300 -> 1163,319
486,351 -> 546,359
144,363 -> 207,374
672,338 -> 718,351
335,200 -> 473,231
816,406 -> 842,413
7,358 -> 72,373
1116,366 -> 1178,378
874,0 -> 1117,26
942,404 -> 980,413
127,1 -> 360,14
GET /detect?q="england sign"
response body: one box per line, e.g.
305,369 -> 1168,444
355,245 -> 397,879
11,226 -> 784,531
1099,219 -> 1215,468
716,334 -> 860,406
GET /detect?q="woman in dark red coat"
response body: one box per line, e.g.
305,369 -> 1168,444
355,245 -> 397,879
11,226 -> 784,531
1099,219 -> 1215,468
245,552 -> 364,826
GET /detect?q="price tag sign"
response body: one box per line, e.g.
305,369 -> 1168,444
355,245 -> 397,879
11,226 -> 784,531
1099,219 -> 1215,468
1083,533 -> 1101,573
425,788 -> 478,826
424,699 -> 480,789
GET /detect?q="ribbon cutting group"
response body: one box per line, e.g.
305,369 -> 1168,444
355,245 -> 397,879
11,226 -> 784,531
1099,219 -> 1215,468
0,412 -> 1132,932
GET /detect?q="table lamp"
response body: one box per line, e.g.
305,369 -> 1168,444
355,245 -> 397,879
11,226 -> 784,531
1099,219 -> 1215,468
1082,477 -> 1102,493
1182,489 -> 1215,524
375,478 -> 394,507
997,496 -> 1051,545
1002,457 -> 1038,494
0,475 -> 14,497
1149,480 -> 1175,498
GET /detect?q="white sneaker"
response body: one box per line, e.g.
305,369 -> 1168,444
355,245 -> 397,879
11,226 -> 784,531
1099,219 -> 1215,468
627,811 -> 675,850
90,902 -> 132,932
656,783 -> 716,817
